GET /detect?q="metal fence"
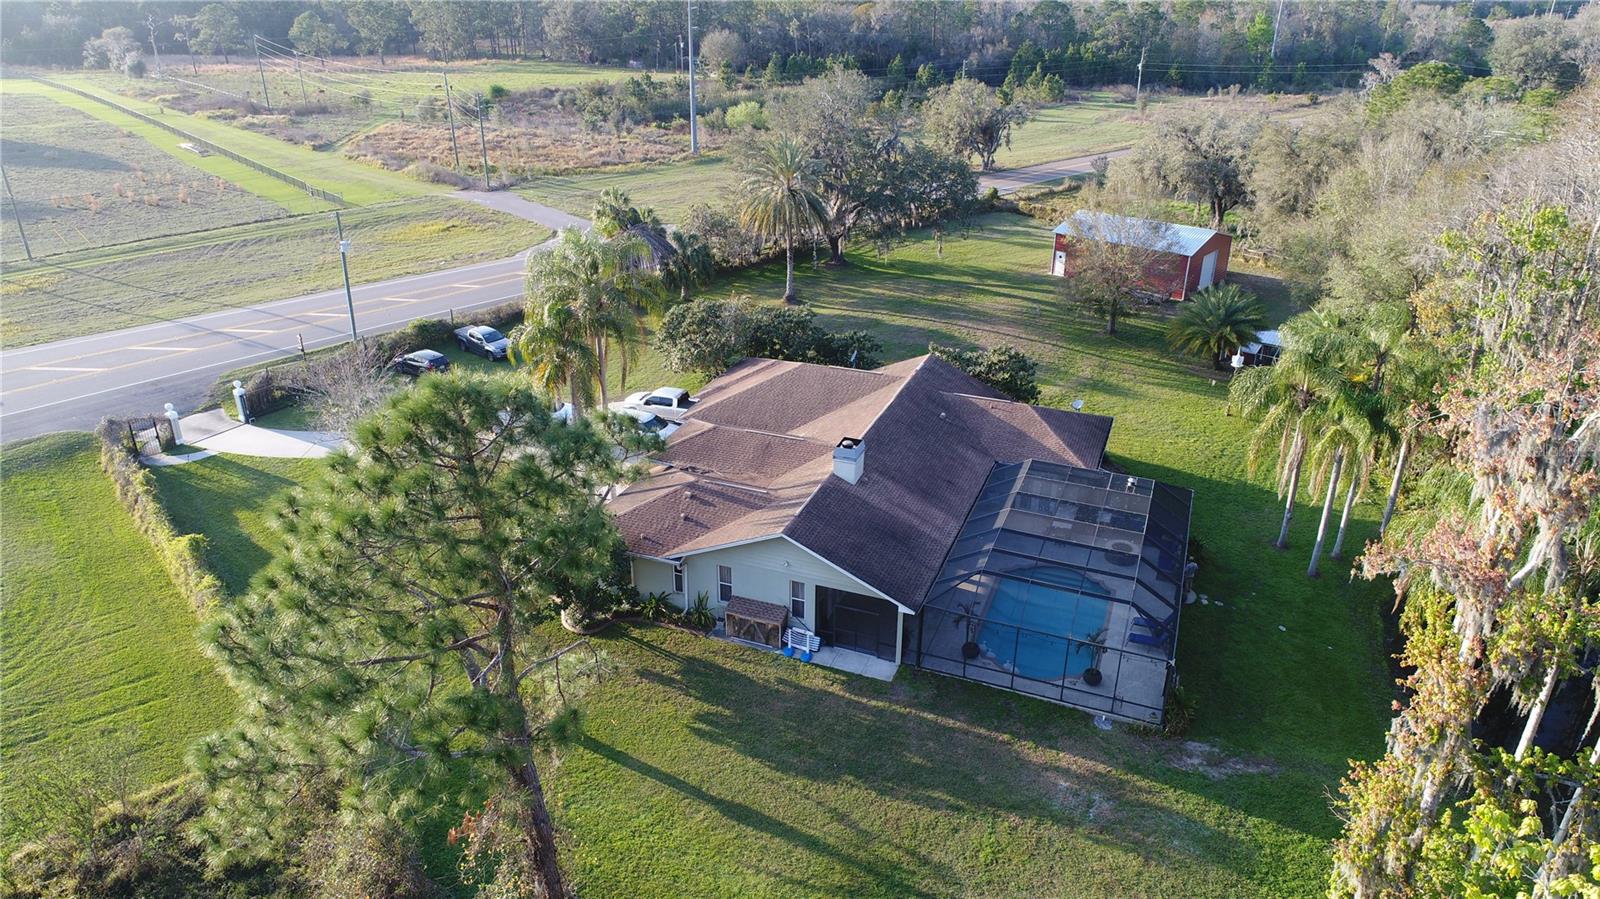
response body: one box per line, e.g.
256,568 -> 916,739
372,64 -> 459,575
32,76 -> 347,207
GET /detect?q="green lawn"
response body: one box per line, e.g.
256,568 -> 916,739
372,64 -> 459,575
0,433 -> 236,848
0,197 -> 547,345
988,93 -> 1147,169
150,455 -> 320,598
516,154 -> 739,224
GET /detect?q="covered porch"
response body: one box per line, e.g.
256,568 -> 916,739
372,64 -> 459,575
715,594 -> 902,682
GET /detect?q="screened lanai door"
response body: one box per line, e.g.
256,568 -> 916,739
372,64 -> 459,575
816,586 -> 898,661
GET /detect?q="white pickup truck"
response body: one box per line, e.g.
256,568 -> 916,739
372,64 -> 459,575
609,386 -> 696,422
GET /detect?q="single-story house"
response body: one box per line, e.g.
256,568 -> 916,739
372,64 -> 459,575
1051,210 -> 1231,301
607,355 -> 1194,725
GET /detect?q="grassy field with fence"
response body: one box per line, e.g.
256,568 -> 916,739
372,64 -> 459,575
0,197 -> 547,345
0,82 -> 304,263
50,73 -> 438,205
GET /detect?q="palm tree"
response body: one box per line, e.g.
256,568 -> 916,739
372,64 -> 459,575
513,300 -> 598,415
524,229 -> 658,408
1230,309 -> 1351,549
738,135 -> 824,303
591,187 -> 661,239
1167,284 -> 1267,369
1306,389 -> 1379,576
660,230 -> 716,303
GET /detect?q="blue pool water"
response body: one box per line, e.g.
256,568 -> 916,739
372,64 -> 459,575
978,572 -> 1109,680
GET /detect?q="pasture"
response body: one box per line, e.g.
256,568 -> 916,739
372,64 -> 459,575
0,87 -> 288,262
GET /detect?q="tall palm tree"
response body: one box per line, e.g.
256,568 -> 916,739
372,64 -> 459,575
524,229 -> 658,408
738,135 -> 824,304
1231,309 -> 1351,549
591,187 -> 662,239
1306,389 -> 1379,576
1167,284 -> 1267,369
512,300 -> 598,415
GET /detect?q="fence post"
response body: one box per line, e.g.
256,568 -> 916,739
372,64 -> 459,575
164,403 -> 184,446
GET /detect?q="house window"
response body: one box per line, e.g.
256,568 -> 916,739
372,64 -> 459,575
717,565 -> 733,603
790,581 -> 806,619
673,565 -> 684,594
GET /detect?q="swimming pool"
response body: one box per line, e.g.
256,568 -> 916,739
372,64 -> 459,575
978,572 -> 1110,680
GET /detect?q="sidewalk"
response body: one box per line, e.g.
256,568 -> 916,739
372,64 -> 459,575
144,408 -> 346,465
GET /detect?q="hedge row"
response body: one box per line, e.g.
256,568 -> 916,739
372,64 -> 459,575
93,417 -> 223,618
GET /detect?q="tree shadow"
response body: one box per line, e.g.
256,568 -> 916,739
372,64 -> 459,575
572,623 -> 1323,893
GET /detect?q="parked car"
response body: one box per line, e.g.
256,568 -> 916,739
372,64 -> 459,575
614,386 -> 696,421
614,407 -> 679,439
454,325 -> 510,360
390,349 -> 451,377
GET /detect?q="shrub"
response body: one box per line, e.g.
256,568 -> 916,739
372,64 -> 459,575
487,83 -> 510,102
93,418 -> 223,617
656,299 -> 882,375
404,161 -> 474,188
928,343 -> 1040,403
724,100 -> 767,130
684,592 -> 715,631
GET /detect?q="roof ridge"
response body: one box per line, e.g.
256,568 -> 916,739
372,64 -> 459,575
778,354 -> 933,544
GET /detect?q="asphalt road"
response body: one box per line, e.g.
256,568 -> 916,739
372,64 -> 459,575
0,253 -> 535,442
1,150 -> 1125,445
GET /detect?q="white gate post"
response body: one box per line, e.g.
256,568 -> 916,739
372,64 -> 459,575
164,403 -> 184,446
231,380 -> 249,422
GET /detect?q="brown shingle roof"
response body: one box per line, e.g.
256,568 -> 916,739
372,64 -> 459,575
608,355 -> 1113,610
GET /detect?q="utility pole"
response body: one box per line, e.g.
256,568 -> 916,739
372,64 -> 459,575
294,51 -> 309,104
334,211 -> 357,341
1270,0 -> 1286,59
686,0 -> 699,154
146,14 -> 164,75
253,37 -> 272,113
2,166 -> 33,261
476,93 -> 491,190
1134,45 -> 1147,109
442,73 -> 462,171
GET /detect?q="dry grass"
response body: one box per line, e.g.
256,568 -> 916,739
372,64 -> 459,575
347,115 -> 721,178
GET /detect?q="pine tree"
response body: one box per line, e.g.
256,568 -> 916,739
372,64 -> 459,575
192,376 -> 646,896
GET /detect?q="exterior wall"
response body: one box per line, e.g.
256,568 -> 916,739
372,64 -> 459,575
680,537 -> 892,632
1180,232 -> 1232,299
631,537 -> 912,664
1053,231 -> 1233,301
632,557 -> 677,600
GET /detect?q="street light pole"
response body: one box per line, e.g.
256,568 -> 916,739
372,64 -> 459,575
334,211 -> 357,341
686,0 -> 698,154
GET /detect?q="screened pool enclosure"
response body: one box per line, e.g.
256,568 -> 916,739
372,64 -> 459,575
905,460 -> 1194,725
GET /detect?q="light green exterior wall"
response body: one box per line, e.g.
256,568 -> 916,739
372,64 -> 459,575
628,536 -> 909,663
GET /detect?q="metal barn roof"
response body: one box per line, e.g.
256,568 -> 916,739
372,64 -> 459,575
1054,210 -> 1220,257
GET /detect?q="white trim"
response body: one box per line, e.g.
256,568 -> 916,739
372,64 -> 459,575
779,535 -> 916,614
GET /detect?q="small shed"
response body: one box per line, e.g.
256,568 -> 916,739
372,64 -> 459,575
724,595 -> 788,649
1235,329 -> 1282,367
1051,211 -> 1232,301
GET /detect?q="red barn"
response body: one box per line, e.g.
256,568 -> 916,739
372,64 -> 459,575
1051,211 -> 1232,301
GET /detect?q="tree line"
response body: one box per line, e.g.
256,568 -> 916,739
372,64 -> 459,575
5,1 -> 1595,94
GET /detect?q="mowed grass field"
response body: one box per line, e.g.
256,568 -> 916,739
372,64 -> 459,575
0,87 -> 291,262
517,153 -> 739,224
142,212 -> 1388,895
0,433 -> 236,849
0,197 -> 547,345
49,73 -> 437,205
987,92 -> 1147,169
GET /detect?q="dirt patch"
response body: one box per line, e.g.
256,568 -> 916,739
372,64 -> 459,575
1166,740 -> 1279,779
